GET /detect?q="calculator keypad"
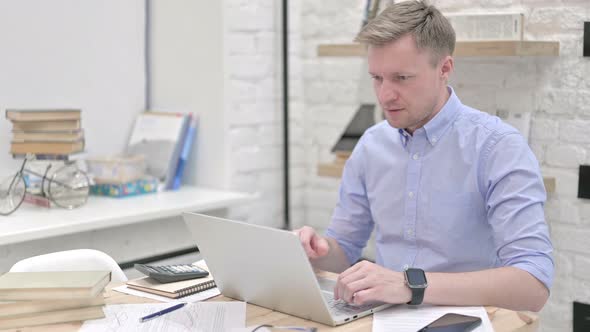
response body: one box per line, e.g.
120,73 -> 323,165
154,265 -> 204,274
134,263 -> 209,283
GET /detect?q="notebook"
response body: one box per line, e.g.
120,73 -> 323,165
126,262 -> 215,299
0,271 -> 111,301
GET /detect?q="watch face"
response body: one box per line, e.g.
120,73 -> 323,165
406,268 -> 427,287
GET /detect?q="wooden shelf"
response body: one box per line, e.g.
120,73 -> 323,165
318,161 -> 556,193
318,41 -> 559,57
0,186 -> 254,246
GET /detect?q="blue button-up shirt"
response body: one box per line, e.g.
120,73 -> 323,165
325,87 -> 554,289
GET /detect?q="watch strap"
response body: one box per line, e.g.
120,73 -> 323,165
408,286 -> 425,305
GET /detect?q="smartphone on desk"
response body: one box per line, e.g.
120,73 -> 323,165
417,313 -> 482,332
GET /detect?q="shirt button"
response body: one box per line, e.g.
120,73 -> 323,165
403,264 -> 409,270
408,191 -> 414,198
432,137 -> 438,143
412,153 -> 419,160
406,229 -> 413,236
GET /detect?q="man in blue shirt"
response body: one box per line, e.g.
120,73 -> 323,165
295,0 -> 553,311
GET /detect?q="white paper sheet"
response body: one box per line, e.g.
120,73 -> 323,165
231,327 -> 317,332
112,284 -> 221,303
373,305 -> 493,332
80,302 -> 246,332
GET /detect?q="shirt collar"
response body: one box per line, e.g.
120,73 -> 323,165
422,86 -> 461,146
397,128 -> 411,147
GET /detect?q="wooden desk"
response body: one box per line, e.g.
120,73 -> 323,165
3,284 -> 539,332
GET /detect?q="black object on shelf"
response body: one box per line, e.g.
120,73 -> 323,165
331,104 -> 376,154
578,165 -> 590,199
584,22 -> 590,57
574,301 -> 590,332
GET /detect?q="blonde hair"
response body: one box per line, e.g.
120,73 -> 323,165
355,0 -> 455,65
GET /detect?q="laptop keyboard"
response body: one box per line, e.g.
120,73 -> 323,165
323,292 -> 376,315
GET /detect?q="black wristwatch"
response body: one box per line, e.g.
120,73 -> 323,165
404,267 -> 427,305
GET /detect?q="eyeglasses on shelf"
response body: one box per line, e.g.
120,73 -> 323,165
0,154 -> 90,216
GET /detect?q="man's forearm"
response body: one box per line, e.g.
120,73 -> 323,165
424,266 -> 549,312
310,237 -> 351,273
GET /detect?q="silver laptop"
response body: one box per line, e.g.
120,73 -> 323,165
182,212 -> 392,326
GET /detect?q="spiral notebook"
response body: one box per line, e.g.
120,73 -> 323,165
126,262 -> 216,299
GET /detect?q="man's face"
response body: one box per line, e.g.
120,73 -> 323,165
368,34 -> 452,133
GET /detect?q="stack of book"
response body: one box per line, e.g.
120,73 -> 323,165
0,270 -> 110,329
5,109 -> 85,156
126,261 -> 217,299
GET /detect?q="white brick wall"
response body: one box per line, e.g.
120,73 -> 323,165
296,1 -> 590,331
223,0 -> 590,330
224,0 -> 283,228
224,0 -> 306,230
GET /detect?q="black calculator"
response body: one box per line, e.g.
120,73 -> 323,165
134,264 -> 209,283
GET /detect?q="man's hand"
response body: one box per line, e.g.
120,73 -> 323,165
334,260 -> 411,305
293,226 -> 330,259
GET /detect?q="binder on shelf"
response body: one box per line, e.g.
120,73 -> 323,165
171,115 -> 198,190
126,111 -> 190,189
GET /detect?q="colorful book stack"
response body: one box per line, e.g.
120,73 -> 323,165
87,155 -> 158,198
0,270 -> 110,329
5,109 -> 85,156
90,177 -> 159,198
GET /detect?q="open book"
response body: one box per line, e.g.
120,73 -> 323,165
126,262 -> 215,299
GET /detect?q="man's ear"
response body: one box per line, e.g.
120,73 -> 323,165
440,55 -> 454,81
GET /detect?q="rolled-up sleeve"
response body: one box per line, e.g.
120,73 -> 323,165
483,132 -> 554,290
325,137 -> 375,265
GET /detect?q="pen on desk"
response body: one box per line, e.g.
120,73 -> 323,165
139,303 -> 187,323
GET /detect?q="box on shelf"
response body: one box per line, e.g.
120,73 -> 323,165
444,12 -> 524,41
89,177 -> 158,198
85,155 -> 146,184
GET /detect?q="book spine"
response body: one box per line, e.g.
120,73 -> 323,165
178,280 -> 216,297
171,116 -> 197,190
